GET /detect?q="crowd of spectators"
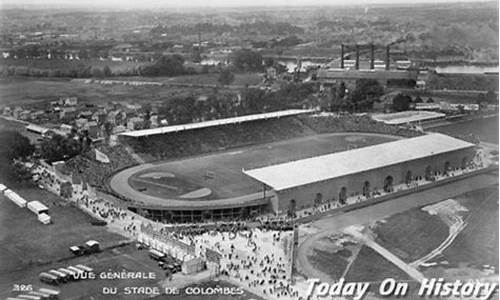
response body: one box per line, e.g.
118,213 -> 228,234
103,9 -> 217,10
64,144 -> 137,192
123,117 -> 310,161
62,113 -> 426,199
299,113 -> 423,137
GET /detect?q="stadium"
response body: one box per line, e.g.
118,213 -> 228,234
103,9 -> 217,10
106,110 -> 477,223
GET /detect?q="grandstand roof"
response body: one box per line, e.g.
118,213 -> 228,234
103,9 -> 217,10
372,111 -> 446,125
243,133 -> 475,191
118,109 -> 315,137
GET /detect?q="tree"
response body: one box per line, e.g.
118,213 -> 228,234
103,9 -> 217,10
392,93 -> 412,111
40,134 -> 82,163
231,49 -> 263,72
349,79 -> 384,112
218,69 -> 235,86
485,90 -> 497,104
103,65 -> 112,77
0,131 -> 34,161
141,54 -> 186,76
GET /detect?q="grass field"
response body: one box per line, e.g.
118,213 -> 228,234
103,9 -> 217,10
373,208 -> 449,263
136,72 -> 262,86
345,246 -> 411,284
0,77 -> 213,107
306,234 -> 358,280
430,116 -> 499,144
0,243 -> 169,300
432,186 -> 499,269
115,133 -> 399,201
0,185 -> 126,275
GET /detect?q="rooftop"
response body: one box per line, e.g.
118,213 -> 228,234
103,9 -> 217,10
118,109 -> 315,137
243,133 -> 475,191
372,111 -> 446,125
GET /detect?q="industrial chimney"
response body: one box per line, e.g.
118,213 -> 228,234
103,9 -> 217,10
341,44 -> 344,69
385,45 -> 390,70
370,43 -> 375,69
355,44 -> 360,70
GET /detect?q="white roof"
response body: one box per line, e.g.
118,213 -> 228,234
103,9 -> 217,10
85,240 -> 99,246
243,133 -> 474,191
26,124 -> 49,134
372,111 -> 445,125
38,213 -> 51,221
118,109 -> 314,137
27,201 -> 49,212
0,184 -> 6,192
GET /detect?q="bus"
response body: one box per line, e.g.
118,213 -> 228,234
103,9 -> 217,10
39,273 -> 59,285
57,268 -> 77,280
47,270 -> 68,282
148,249 -> 166,261
75,264 -> 93,273
38,288 -> 60,299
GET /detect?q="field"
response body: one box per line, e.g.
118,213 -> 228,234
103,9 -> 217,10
428,186 -> 499,271
344,246 -> 411,284
0,77 -> 213,107
430,116 -> 499,144
373,209 -> 449,262
0,243 -> 170,300
111,133 -> 399,203
125,72 -> 262,86
0,58 -> 145,73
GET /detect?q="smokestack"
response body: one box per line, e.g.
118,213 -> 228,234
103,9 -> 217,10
355,44 -> 360,70
370,43 -> 375,69
385,45 -> 390,70
341,44 -> 344,69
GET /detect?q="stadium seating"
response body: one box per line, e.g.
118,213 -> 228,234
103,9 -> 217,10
122,117 -> 312,161
64,145 -> 136,192
64,113 -> 424,193
299,113 -> 423,138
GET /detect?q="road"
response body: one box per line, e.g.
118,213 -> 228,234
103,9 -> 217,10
296,172 -> 498,282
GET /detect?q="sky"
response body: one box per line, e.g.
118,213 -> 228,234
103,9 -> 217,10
0,0 -> 492,9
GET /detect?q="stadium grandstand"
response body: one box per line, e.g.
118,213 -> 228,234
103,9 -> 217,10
244,133 -> 476,214
118,109 -> 315,137
371,111 -> 446,125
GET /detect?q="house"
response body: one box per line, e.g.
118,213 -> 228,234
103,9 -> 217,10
149,115 -> 159,128
78,110 -> 93,119
30,110 -> 45,120
60,124 -> 73,135
107,110 -> 122,125
112,125 -> 127,134
18,110 -> 31,120
61,97 -> 78,106
12,107 -> 23,119
2,107 -> 11,116
127,117 -> 144,130
92,110 -> 107,124
60,107 -> 77,120
75,118 -> 89,128
85,121 -> 99,139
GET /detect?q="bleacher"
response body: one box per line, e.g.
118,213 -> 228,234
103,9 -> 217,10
299,113 -> 423,138
64,113 -> 424,193
122,117 -> 313,161
64,144 -> 137,192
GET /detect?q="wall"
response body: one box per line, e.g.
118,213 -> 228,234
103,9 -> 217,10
275,148 -> 475,214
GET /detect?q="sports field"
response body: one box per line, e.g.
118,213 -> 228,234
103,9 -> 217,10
111,133 -> 400,204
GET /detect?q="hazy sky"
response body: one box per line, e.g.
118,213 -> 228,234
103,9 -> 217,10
0,0 -> 492,9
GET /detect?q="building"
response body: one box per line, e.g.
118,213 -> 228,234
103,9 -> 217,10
371,111 -> 446,126
243,133 -> 476,214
